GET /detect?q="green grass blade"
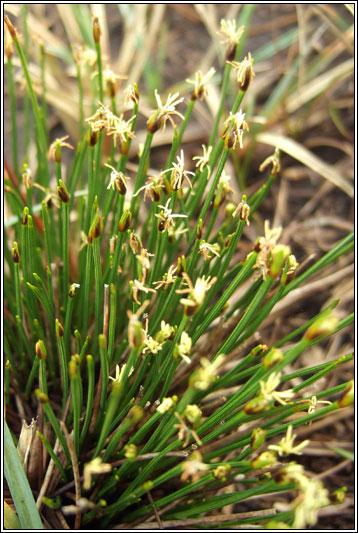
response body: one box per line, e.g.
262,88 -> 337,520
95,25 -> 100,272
4,420 -> 44,529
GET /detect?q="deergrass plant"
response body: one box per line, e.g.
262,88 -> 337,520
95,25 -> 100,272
4,9 -> 354,530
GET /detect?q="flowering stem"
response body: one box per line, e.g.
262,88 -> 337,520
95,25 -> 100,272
36,431 -> 67,481
80,355 -> 95,448
209,62 -> 232,146
6,57 -> 19,178
61,202 -> 69,305
191,251 -> 257,343
92,237 -> 103,342
95,40 -> 104,103
56,329 -> 69,415
165,99 -> 196,169
10,26 -> 49,186
217,277 -> 274,357
108,231 -> 125,284
81,242 -> 92,339
75,61 -> 84,139
130,132 -> 153,216
69,361 -> 81,457
40,43 -> 48,141
190,148 -> 230,244
95,381 -> 123,459
108,283 -> 117,364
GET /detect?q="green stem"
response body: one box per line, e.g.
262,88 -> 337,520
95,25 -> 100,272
80,355 -> 95,448
6,57 -> 19,177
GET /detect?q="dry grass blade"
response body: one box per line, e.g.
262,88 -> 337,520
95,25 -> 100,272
127,4 -> 166,85
115,5 -> 148,77
125,508 -> 276,529
285,57 -> 354,113
256,132 -> 354,197
56,5 -> 83,45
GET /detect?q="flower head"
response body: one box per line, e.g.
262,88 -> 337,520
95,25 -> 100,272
166,150 -> 195,191
193,145 -> 213,173
105,164 -> 130,194
157,396 -> 177,414
180,451 -> 209,482
217,19 -> 245,60
217,19 -> 244,46
109,363 -> 134,384
48,135 -> 74,163
233,195 -> 250,225
259,148 -> 280,175
131,279 -> 156,305
198,241 -> 220,261
228,52 -> 255,92
155,199 -> 188,232
124,83 -> 140,105
147,90 -> 184,133
189,354 -> 226,391
186,67 -> 216,100
292,477 -> 329,529
260,372 -> 294,406
175,414 -> 202,448
86,103 -> 135,146
222,110 -> 249,149
254,220 -> 283,280
153,264 -> 178,290
102,68 -> 126,98
175,331 -> 192,364
177,273 -> 216,314
268,425 -> 310,457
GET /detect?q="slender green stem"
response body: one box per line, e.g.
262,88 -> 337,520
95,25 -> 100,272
209,62 -> 232,146
36,391 -> 71,465
92,237 -> 103,342
80,355 -> 95,448
82,242 -> 93,339
56,322 -> 69,415
6,57 -> 19,177
11,30 -> 49,185
36,431 -> 67,481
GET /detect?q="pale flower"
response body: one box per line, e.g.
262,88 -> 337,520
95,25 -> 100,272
155,199 -> 188,232
190,354 -> 226,391
177,273 -> 216,310
227,52 -> 255,91
268,425 -> 310,457
83,457 -> 112,490
260,372 -> 294,406
292,477 -> 329,529
47,135 -> 74,161
109,363 -> 134,384
157,397 -> 175,414
217,19 -> 244,46
147,90 -> 184,132
177,331 -> 192,364
142,335 -> 163,355
222,110 -> 249,149
153,264 -> 178,290
180,451 -> 209,482
166,150 -> 194,191
186,67 -> 216,100
254,220 -> 283,280
105,163 -> 129,194
193,145 -> 213,173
